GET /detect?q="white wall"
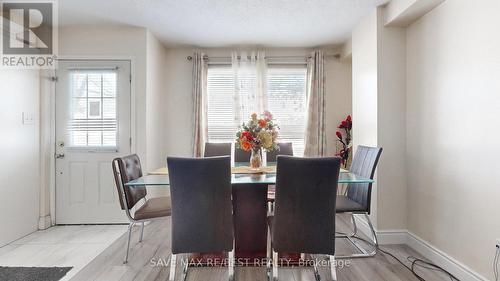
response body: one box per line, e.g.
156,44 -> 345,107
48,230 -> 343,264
146,31 -> 169,169
325,56 -> 352,156
0,70 -> 40,246
406,0 -> 500,278
352,10 -> 378,150
351,10 -> 380,226
145,31 -> 170,197
376,8 -> 408,230
160,47 -> 352,158
351,7 -> 408,230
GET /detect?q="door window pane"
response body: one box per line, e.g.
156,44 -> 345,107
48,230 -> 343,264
68,71 -> 118,148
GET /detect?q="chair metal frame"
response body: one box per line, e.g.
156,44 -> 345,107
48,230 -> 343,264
112,158 -> 168,264
168,247 -> 235,281
335,212 -> 378,259
266,233 -> 337,281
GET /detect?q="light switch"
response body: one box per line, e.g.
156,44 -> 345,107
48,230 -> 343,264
22,112 -> 34,125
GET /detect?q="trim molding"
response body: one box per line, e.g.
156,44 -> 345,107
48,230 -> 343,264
38,215 -> 52,230
353,215 -> 488,281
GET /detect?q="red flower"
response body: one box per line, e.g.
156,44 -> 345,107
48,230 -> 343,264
241,141 -> 252,151
258,119 -> 267,128
240,131 -> 253,141
346,115 -> 352,122
338,120 -> 348,129
336,131 -> 342,140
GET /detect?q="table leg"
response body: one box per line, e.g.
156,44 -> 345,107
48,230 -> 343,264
232,183 -> 268,265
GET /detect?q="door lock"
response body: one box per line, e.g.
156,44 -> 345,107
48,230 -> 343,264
55,153 -> 65,159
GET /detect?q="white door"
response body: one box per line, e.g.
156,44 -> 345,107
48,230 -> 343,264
55,60 -> 131,224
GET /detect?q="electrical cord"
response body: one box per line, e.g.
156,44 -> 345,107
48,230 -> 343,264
494,245 -> 499,281
349,235 -> 460,281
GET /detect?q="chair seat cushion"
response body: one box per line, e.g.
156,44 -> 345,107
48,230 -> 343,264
336,196 -> 365,213
134,197 -> 172,220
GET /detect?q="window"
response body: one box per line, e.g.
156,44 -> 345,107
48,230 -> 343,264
267,67 -> 307,156
68,70 -> 118,148
207,65 -> 307,156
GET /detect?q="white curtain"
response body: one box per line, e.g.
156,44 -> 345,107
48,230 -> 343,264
231,51 -> 268,126
304,50 -> 327,157
192,52 -> 208,157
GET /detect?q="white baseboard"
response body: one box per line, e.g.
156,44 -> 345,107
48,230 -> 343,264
405,231 -> 489,281
352,215 -> 488,281
38,215 -> 52,230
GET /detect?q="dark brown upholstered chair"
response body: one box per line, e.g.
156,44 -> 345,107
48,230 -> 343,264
268,156 -> 340,281
266,142 -> 294,163
112,154 -> 172,264
204,142 -> 231,157
234,147 -> 251,162
335,146 -> 382,259
266,142 -> 294,206
167,156 -> 235,281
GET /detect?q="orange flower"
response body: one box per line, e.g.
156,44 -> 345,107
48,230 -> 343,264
240,140 -> 252,151
258,119 -> 267,128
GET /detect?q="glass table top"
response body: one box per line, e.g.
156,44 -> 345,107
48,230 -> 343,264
125,170 -> 374,187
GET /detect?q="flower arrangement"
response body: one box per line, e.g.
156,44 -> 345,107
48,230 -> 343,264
335,115 -> 352,168
236,111 -> 279,168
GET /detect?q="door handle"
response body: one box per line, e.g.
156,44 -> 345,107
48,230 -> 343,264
55,153 -> 65,159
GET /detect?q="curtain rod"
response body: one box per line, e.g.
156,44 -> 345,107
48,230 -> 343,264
186,54 -> 340,61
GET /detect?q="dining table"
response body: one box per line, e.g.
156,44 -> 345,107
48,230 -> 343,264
125,162 -> 374,265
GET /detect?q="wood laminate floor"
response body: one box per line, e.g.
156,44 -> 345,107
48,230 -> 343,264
71,215 -> 452,281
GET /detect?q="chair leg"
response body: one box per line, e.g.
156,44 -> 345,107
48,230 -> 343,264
228,248 -> 235,281
124,222 -> 134,264
169,254 -> 177,281
272,250 -> 279,281
313,257 -> 321,281
266,226 -> 272,278
335,213 -> 378,259
329,255 -> 337,281
365,213 -> 378,247
180,258 -> 188,281
335,213 -> 357,238
351,213 -> 358,236
139,222 -> 145,242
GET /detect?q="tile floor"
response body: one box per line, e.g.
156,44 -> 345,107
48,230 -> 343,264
0,225 -> 127,281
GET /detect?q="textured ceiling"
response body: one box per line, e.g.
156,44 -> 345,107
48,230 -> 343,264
59,0 -> 388,47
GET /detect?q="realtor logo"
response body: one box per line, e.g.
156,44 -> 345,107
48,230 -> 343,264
1,0 -> 58,69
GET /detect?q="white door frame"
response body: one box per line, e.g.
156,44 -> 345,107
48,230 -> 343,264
43,56 -> 137,226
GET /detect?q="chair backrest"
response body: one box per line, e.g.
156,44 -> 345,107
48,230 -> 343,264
266,142 -> 294,162
167,156 -> 234,254
112,154 -> 147,210
273,156 -> 340,255
234,147 -> 251,162
204,142 -> 231,157
346,146 -> 383,213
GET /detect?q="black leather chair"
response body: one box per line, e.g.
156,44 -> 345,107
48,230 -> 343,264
234,147 -> 251,163
112,154 -> 172,264
268,156 -> 340,281
335,146 -> 382,259
167,156 -> 235,281
204,142 -> 231,157
266,142 -> 294,163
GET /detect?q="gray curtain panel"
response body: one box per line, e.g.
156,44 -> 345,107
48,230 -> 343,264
192,52 -> 208,157
304,50 -> 326,157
